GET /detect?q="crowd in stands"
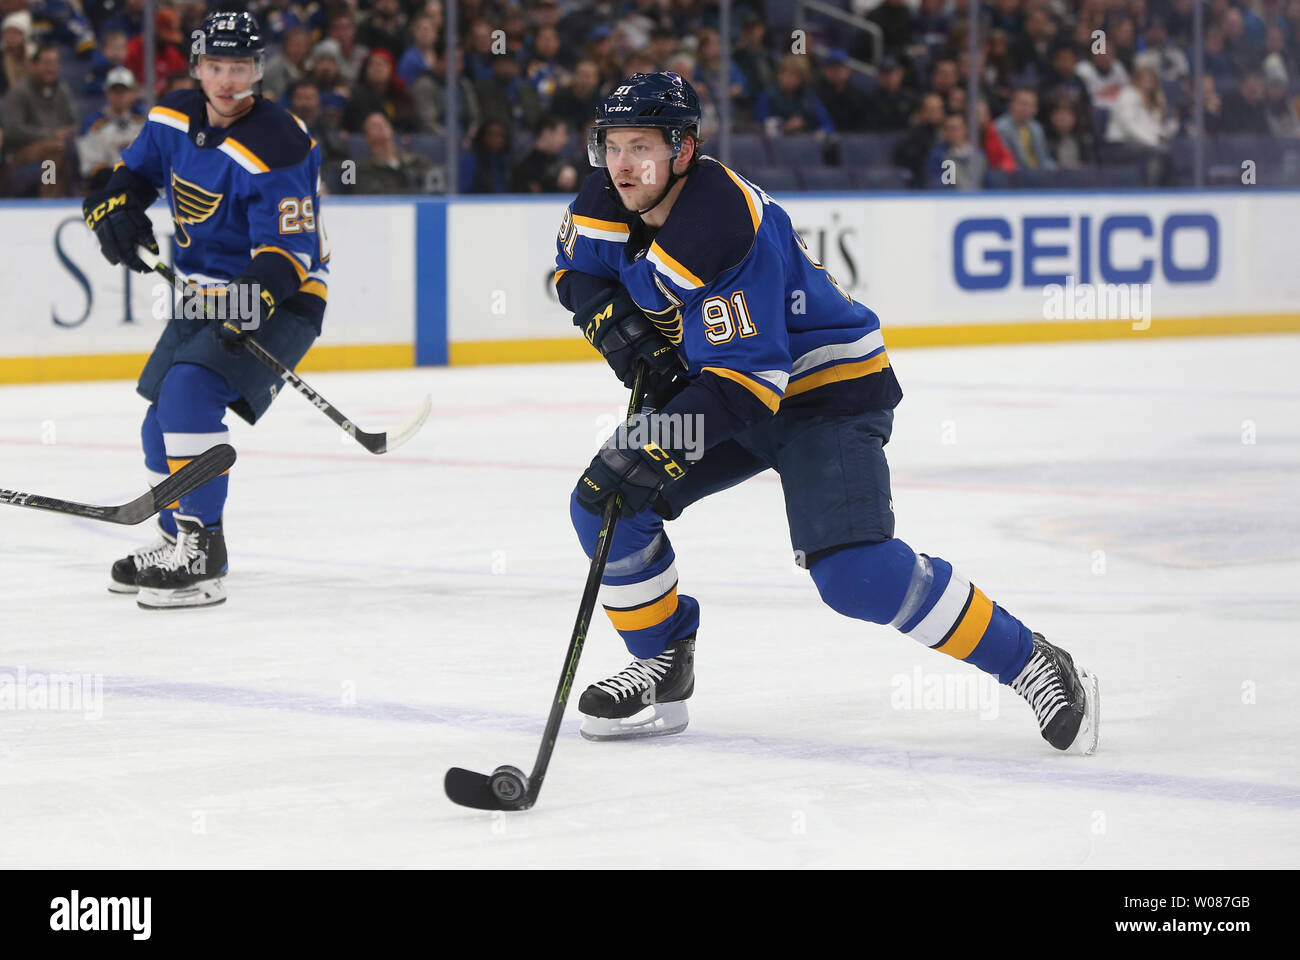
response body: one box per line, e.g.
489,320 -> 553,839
2,0 -> 1300,197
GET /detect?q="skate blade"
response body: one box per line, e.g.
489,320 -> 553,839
1068,668 -> 1100,756
107,581 -> 139,595
137,579 -> 227,610
580,701 -> 689,741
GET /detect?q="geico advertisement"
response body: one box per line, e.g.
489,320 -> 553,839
0,202 -> 415,357
935,195 -> 1236,314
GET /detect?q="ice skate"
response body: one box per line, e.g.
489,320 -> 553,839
108,524 -> 176,594
1010,632 -> 1099,755
135,514 -> 228,609
579,634 -> 695,741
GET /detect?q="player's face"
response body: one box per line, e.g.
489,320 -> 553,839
603,129 -> 675,210
197,56 -> 258,118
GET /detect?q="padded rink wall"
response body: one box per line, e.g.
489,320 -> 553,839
2,188 -> 1298,384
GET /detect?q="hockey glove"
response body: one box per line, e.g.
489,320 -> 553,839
83,189 -> 157,273
574,286 -> 680,388
214,276 -> 276,351
574,416 -> 689,518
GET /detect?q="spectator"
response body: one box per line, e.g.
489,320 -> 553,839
1012,8 -> 1058,82
694,27 -> 744,110
1104,65 -> 1175,185
893,91 -> 945,187
125,7 -> 187,97
524,26 -> 568,108
411,47 -> 481,136
868,0 -> 914,57
458,118 -> 511,193
645,27 -> 678,70
1046,96 -> 1097,168
342,48 -> 416,134
307,40 -> 351,115
1261,25 -> 1293,84
354,111 -> 436,194
1264,74 -> 1300,136
913,0 -> 952,54
1109,18 -> 1139,69
733,15 -> 775,107
1,10 -> 33,99
2,44 -> 77,196
263,26 -> 312,102
1222,8 -> 1263,75
508,113 -> 578,192
985,29 -> 1016,104
864,55 -> 916,131
584,24 -> 621,83
1039,45 -> 1097,157
85,28 -> 129,96
161,70 -> 194,94
99,0 -> 144,41
1221,70 -> 1272,133
977,97 -> 1018,177
1183,73 -> 1228,135
475,51 -> 541,132
995,88 -> 1056,171
929,59 -> 959,103
1165,0 -> 1196,45
326,12 -> 370,87
398,13 -> 440,90
550,59 -> 604,135
260,0 -> 308,43
359,0 -> 407,61
1134,19 -> 1189,85
817,49 -> 869,133
288,80 -> 351,186
1075,48 -> 1130,111
29,0 -> 96,56
464,18 -> 498,83
989,0 -> 1024,35
755,55 -> 834,137
926,111 -> 985,190
76,66 -> 142,187
1201,25 -> 1237,83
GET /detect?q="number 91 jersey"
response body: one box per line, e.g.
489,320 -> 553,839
119,89 -> 329,323
555,157 -> 901,416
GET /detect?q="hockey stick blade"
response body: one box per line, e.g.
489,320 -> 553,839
351,392 -> 432,455
444,768 -> 511,810
0,444 -> 235,525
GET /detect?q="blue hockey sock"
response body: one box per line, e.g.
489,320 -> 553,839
156,363 -> 238,526
810,540 -> 1033,682
141,403 -> 177,537
570,491 -> 701,659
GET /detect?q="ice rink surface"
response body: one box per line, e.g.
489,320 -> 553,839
2,334 -> 1298,869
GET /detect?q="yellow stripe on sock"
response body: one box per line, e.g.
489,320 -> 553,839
934,586 -> 994,660
605,588 -> 680,632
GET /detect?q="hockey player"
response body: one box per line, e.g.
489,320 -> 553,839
558,73 -> 1099,752
82,11 -> 328,609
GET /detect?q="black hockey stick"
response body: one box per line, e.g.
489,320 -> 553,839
0,443 -> 235,525
445,363 -> 649,812
138,248 -> 431,454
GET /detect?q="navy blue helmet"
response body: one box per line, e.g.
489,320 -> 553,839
587,72 -> 703,168
190,10 -> 266,80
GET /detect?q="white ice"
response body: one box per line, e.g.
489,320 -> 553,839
1,334 -> 1298,868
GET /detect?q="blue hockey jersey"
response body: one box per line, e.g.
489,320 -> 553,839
555,158 -> 901,452
114,89 -> 329,325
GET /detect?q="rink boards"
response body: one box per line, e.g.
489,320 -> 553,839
2,188 -> 1298,383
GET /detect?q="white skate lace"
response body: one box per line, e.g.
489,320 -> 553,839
1011,651 -> 1067,729
158,525 -> 202,573
131,535 -> 175,571
595,651 -> 674,702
